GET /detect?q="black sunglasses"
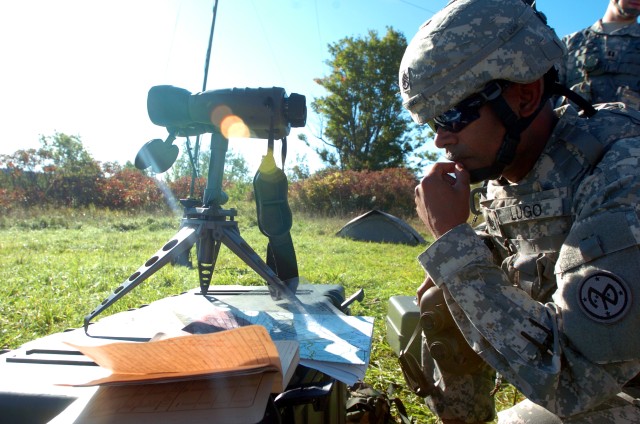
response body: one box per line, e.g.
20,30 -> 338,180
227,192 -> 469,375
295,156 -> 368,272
427,81 -> 505,133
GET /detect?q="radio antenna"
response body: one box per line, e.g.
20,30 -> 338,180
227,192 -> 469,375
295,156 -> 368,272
189,0 -> 220,197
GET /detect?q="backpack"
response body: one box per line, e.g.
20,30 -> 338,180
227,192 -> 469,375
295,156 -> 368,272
346,381 -> 412,424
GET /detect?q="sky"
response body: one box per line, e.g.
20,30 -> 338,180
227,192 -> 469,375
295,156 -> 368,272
0,0 -> 609,175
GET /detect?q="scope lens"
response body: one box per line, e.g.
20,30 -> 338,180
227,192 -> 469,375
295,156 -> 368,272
286,93 -> 307,127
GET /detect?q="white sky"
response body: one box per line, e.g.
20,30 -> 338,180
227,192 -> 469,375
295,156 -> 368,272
0,0 -> 606,174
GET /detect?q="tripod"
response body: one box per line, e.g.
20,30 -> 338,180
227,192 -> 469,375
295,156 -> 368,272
83,129 -> 298,331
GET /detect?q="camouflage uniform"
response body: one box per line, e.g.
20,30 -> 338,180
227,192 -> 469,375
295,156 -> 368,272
560,19 -> 640,109
400,0 -> 640,421
418,102 -> 640,422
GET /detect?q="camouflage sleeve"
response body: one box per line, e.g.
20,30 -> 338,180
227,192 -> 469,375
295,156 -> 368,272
557,29 -> 585,90
557,33 -> 572,86
419,136 -> 640,418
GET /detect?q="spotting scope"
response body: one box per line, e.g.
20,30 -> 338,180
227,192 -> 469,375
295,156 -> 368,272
136,85 -> 306,173
147,85 -> 307,139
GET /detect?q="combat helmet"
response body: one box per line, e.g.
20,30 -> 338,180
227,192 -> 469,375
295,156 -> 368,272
399,0 -> 574,181
400,0 -> 565,124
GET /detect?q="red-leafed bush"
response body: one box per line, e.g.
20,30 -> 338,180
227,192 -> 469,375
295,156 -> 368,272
289,167 -> 418,218
0,188 -> 25,210
97,168 -> 167,211
167,176 -> 208,202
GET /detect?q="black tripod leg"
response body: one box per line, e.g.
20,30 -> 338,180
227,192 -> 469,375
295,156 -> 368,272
197,231 -> 222,295
218,225 -> 299,302
84,225 -> 201,331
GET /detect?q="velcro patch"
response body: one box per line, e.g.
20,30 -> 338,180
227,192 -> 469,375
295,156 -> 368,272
578,271 -> 631,324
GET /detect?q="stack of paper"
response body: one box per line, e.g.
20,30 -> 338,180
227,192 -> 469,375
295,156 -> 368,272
52,325 -> 299,424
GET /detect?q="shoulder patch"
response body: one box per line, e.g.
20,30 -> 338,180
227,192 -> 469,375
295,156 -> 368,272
400,68 -> 411,93
578,271 -> 632,324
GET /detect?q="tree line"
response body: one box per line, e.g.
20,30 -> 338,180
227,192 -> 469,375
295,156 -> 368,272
0,133 -> 187,211
0,131 -> 420,218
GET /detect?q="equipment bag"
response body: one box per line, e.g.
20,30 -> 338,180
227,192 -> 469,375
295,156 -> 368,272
346,382 -> 412,424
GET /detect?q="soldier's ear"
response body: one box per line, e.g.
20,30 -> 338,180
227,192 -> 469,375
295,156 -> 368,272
514,79 -> 545,118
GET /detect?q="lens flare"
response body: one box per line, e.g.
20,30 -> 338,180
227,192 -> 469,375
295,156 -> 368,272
210,105 -> 250,138
221,115 -> 250,139
210,105 -> 232,126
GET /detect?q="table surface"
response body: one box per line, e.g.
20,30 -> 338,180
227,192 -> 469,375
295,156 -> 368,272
0,284 -> 347,423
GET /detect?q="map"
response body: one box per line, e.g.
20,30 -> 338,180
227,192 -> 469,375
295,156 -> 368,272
234,310 -> 374,366
167,291 -> 375,384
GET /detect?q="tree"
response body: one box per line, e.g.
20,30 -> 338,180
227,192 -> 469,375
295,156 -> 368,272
286,154 -> 310,182
37,132 -> 103,206
0,133 -> 103,207
0,147 -> 45,206
224,151 -> 251,184
38,133 -> 100,177
163,140 -> 254,202
310,27 -> 427,171
166,141 -> 250,185
165,139 -> 208,182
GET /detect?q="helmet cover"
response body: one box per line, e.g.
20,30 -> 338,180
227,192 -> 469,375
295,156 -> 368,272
399,0 -> 566,124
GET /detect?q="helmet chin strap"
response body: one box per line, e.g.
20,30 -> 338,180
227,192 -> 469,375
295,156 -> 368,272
466,69 -> 597,184
467,95 -> 536,183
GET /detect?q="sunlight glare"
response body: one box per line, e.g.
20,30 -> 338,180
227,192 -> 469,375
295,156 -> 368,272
210,105 -> 251,139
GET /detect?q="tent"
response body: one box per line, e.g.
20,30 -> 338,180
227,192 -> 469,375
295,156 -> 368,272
336,210 -> 426,246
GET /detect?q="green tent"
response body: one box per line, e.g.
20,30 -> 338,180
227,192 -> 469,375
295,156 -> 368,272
336,210 -> 426,246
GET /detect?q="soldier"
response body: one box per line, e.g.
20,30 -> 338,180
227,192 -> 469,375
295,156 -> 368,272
560,0 -> 640,108
399,0 -> 640,422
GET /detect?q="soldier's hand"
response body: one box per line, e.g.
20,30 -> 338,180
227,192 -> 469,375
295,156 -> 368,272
415,161 -> 470,239
417,276 -> 435,303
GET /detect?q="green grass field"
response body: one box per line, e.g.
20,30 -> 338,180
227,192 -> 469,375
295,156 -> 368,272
0,204 -> 521,423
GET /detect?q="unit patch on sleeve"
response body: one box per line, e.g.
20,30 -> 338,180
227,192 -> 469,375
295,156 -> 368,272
578,271 -> 632,324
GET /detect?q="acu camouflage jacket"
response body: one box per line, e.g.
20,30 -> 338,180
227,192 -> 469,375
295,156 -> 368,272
418,103 -> 640,420
560,20 -> 640,109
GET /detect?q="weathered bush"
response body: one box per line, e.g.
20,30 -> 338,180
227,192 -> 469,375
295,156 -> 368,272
48,175 -> 102,208
167,175 -> 207,201
96,168 -> 167,211
289,167 -> 417,218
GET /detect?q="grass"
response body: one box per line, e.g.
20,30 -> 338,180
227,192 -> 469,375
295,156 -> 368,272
0,204 -> 522,423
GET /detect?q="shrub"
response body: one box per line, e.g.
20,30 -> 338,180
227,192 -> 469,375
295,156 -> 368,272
167,176 -> 207,202
97,168 -> 167,211
47,175 -> 102,208
289,167 -> 418,218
